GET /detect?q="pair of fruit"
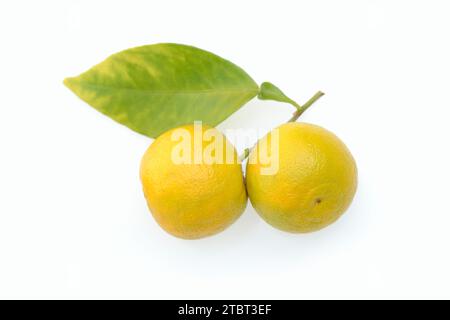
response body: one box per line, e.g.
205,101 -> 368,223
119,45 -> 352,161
140,122 -> 357,239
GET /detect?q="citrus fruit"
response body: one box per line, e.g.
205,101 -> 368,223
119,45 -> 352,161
246,122 -> 357,233
140,124 -> 247,239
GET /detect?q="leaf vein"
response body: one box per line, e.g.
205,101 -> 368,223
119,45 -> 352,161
76,82 -> 259,96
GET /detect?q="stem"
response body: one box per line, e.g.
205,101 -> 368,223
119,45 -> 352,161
288,91 -> 325,122
239,91 -> 325,162
239,148 -> 250,162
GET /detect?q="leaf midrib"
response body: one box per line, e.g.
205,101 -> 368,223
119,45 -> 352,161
71,81 -> 259,96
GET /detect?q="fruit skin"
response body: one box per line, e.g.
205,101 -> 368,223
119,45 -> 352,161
246,122 -> 357,233
140,124 -> 247,239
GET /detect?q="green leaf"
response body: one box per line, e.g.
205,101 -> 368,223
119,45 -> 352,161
258,82 -> 301,110
64,43 -> 259,138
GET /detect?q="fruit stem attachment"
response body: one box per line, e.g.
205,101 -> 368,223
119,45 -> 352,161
288,91 -> 325,122
239,91 -> 325,162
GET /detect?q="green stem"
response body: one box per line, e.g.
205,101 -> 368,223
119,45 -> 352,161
239,148 -> 250,162
239,91 -> 324,162
288,91 -> 325,122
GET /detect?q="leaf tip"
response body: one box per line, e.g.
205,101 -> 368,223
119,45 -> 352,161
63,77 -> 73,89
63,77 -> 81,92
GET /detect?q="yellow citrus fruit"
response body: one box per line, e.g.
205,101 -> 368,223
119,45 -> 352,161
246,122 -> 357,233
140,124 -> 247,239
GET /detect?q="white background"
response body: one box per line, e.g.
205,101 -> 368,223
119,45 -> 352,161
1,0 -> 449,300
